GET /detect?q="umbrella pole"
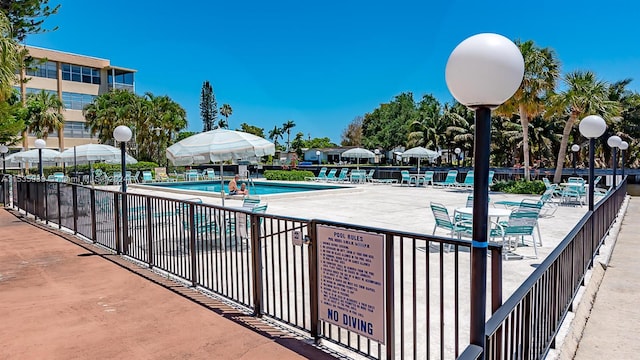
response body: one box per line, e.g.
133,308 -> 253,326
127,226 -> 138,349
220,163 -> 225,206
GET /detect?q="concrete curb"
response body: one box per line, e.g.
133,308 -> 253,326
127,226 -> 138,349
548,195 -> 630,360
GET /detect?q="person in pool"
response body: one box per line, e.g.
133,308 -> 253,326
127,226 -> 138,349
228,174 -> 248,195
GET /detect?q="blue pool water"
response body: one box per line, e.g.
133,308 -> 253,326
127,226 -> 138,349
146,180 -> 345,195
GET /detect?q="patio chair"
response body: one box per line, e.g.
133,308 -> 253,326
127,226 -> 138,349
185,169 -> 200,181
154,167 -> 174,182
142,171 -> 155,183
112,171 -> 123,185
242,195 -> 262,209
430,202 -> 472,251
231,203 -> 268,250
494,185 -> 558,217
433,170 -> 459,187
422,171 -> 434,186
491,208 -> 541,259
400,170 -> 414,186
365,169 -> 375,183
330,168 -> 349,182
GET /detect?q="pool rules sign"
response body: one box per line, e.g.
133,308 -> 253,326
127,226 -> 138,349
317,225 -> 385,344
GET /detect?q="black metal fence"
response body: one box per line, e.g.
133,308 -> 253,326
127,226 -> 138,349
7,178 -> 626,359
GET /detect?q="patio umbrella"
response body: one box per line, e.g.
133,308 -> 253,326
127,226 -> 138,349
401,147 -> 441,174
56,144 -> 138,183
340,147 -> 375,170
166,129 -> 275,205
10,148 -> 61,164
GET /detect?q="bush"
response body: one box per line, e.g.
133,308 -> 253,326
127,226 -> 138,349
31,161 -> 160,177
264,169 -> 315,181
490,180 -> 546,194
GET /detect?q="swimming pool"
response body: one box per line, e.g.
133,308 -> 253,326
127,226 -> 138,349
145,180 -> 346,195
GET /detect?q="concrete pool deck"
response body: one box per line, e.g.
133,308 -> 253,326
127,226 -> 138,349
124,180 -> 590,298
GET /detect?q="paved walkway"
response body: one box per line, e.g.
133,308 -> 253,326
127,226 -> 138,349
0,209 -> 335,360
574,197 -> 640,359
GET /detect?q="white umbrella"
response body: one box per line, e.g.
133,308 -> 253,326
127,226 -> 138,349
166,129 -> 276,205
401,147 -> 441,174
56,144 -> 137,164
340,147 -> 375,169
11,148 -> 61,164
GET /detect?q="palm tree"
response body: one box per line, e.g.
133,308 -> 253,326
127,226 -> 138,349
268,126 -> 283,150
495,40 -> 560,181
0,12 -> 20,95
84,89 -> 138,143
219,103 -> 232,129
550,71 -> 621,183
24,90 -> 64,144
281,120 -> 295,151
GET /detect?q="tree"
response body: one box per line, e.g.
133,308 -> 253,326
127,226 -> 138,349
407,94 -> 447,149
281,120 -> 295,151
24,89 -> 64,140
219,103 -> 232,129
290,131 -> 306,156
200,80 -> 217,131
307,137 -> 337,149
83,89 -> 139,143
268,125 -> 283,151
0,90 -> 24,144
175,131 -> 196,142
341,116 -> 363,146
239,123 -> 265,138
0,0 -> 59,42
0,12 -> 20,95
550,71 -> 621,183
140,92 -> 187,163
495,40 -> 560,181
362,92 -> 416,149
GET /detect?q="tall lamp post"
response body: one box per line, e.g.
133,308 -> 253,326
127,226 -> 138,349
315,150 -> 321,166
620,141 -> 629,178
579,115 -> 607,211
571,144 -> 580,175
34,139 -> 46,180
607,135 -> 621,188
113,125 -> 132,192
445,33 -> 524,356
0,145 -> 8,174
454,147 -> 461,170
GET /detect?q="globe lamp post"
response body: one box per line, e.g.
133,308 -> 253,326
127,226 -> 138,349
454,147 -> 461,169
34,139 -> 46,180
445,33 -> 524,355
113,125 -> 132,192
619,141 -> 629,178
315,150 -> 321,166
579,115 -> 607,211
571,144 -> 580,175
607,135 -> 621,188
0,145 -> 8,174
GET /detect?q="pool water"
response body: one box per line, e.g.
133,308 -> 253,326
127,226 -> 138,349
147,180 -> 345,195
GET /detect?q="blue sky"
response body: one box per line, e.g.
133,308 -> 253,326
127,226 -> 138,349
24,0 -> 640,144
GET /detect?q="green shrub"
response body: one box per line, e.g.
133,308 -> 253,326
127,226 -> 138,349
264,169 -> 315,181
490,180 -> 546,194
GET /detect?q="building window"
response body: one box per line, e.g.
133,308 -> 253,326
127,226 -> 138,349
63,121 -> 94,139
108,70 -> 134,91
62,92 -> 96,111
25,88 -> 57,97
61,63 -> 101,84
26,60 -> 57,79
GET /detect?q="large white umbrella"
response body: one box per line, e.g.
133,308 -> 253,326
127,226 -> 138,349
56,143 -> 137,164
166,129 -> 276,205
10,148 -> 61,164
401,147 -> 441,174
340,147 -> 375,169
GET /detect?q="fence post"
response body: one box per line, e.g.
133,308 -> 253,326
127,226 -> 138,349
251,212 -> 264,316
146,197 -> 154,267
114,193 -> 121,255
121,193 -> 130,255
385,233 -> 395,360
490,246 -> 503,359
188,203 -> 197,287
90,188 -> 97,243
57,182 -> 62,229
72,184 -> 78,234
308,220 -> 319,340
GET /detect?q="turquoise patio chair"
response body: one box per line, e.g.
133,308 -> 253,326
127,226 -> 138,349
142,171 -> 155,183
422,171 -> 434,186
331,168 -> 349,182
430,202 -> 472,251
324,168 -> 338,182
400,170 -> 413,186
305,167 -> 328,181
365,169 -> 375,183
458,170 -> 474,189
433,170 -> 459,187
491,207 -> 541,259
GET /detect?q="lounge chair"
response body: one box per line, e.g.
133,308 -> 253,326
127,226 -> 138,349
433,170 -> 459,187
330,168 -> 349,182
204,168 -> 220,181
142,171 -> 155,183
458,170 -> 474,189
305,167 -> 328,181
324,168 -> 338,182
155,167 -> 174,182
